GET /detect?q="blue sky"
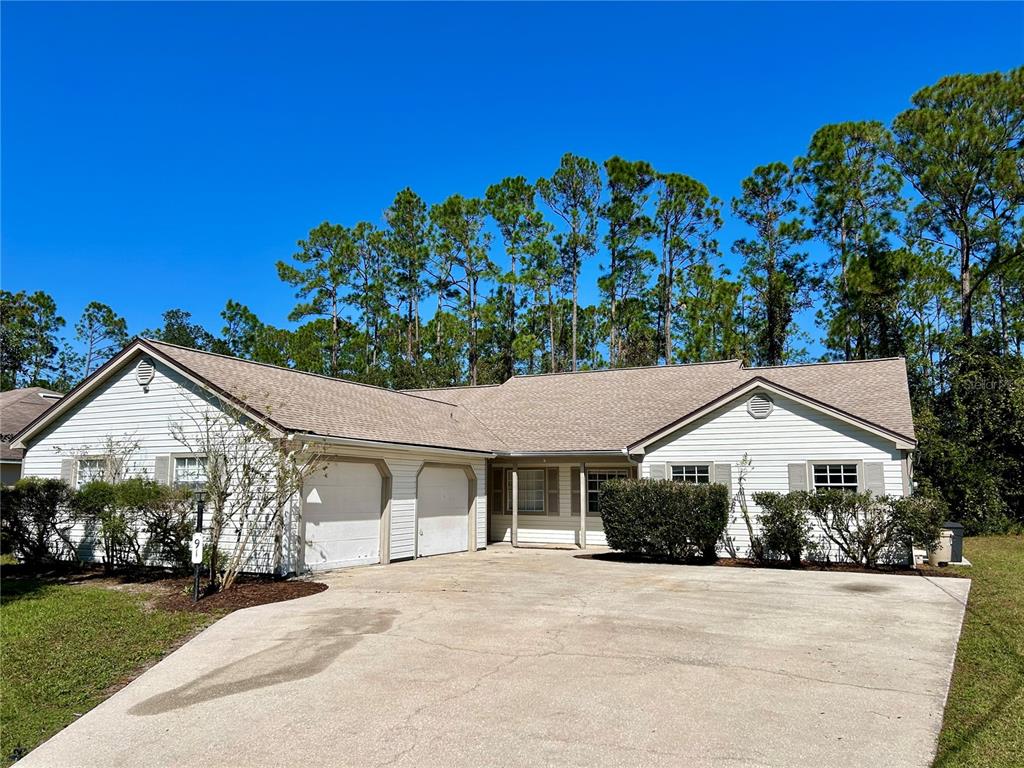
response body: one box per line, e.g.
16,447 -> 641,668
2,2 -> 1021,351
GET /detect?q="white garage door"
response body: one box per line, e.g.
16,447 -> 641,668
418,466 -> 470,557
304,462 -> 382,571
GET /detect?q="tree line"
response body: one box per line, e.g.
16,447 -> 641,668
1,68 -> 1021,532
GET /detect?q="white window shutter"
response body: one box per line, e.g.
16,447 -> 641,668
648,462 -> 665,481
570,465 -> 581,515
60,458 -> 76,486
864,462 -> 885,495
546,467 -> 559,517
714,463 -> 732,495
154,455 -> 171,485
788,463 -> 808,492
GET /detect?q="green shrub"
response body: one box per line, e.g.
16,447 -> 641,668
751,491 -> 814,566
1,478 -> 78,566
139,484 -> 195,573
805,488 -> 946,567
680,483 -> 730,561
599,479 -> 729,562
75,479 -> 192,572
73,481 -> 123,571
891,487 -> 948,554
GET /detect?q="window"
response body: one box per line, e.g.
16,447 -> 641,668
506,469 -> 545,515
77,458 -> 105,488
174,456 -> 208,488
585,469 -> 631,514
672,464 -> 711,484
812,463 -> 859,492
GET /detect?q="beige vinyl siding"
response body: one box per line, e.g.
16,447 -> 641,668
20,357 -> 284,573
641,390 -> 906,559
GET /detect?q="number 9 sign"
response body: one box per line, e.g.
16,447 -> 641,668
190,533 -> 204,565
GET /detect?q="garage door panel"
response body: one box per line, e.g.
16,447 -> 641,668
418,466 -> 469,557
304,462 -> 381,570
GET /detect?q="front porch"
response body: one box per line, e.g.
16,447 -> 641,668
487,456 -> 638,548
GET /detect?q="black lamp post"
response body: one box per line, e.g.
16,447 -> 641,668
192,489 -> 206,603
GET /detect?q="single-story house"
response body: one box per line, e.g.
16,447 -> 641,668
1,387 -> 63,486
12,338 -> 917,572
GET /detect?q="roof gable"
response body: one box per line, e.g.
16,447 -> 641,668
626,376 -> 917,453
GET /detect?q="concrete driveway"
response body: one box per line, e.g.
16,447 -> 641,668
21,546 -> 969,768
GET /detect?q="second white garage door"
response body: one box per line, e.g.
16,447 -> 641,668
304,461 -> 382,571
418,466 -> 470,557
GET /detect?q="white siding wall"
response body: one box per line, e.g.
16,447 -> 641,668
641,392 -> 906,558
20,357 -> 281,572
300,444 -> 487,562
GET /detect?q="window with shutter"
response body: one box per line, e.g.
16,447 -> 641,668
582,469 -> 630,515
811,463 -> 859,491
671,464 -> 711,484
506,469 -> 545,514
76,458 -> 105,488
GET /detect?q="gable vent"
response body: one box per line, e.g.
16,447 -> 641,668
747,393 -> 773,419
136,358 -> 156,387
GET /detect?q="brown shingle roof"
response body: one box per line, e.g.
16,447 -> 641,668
413,361 -> 747,452
1,388 -> 63,462
22,339 -> 914,456
410,357 -> 916,452
150,340 -> 916,453
144,340 -> 503,453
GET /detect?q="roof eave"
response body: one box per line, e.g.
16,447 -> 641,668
289,432 -> 495,458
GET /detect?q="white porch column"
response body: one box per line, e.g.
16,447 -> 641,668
511,466 -> 519,547
579,463 -> 587,549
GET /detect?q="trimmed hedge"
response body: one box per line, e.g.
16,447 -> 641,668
599,479 -> 729,562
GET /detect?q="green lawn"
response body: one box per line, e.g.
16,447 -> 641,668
0,577 -> 211,766
935,535 -> 1024,768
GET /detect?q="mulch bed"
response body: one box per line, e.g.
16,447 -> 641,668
1,562 -> 330,612
153,578 -> 327,613
577,551 -> 969,578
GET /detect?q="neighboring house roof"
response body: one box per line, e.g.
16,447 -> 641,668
1,387 -> 63,462
13,338 -> 917,456
410,357 -> 917,453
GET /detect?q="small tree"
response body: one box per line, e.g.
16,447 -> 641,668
722,453 -> 755,559
171,396 -> 324,590
56,435 -> 143,485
